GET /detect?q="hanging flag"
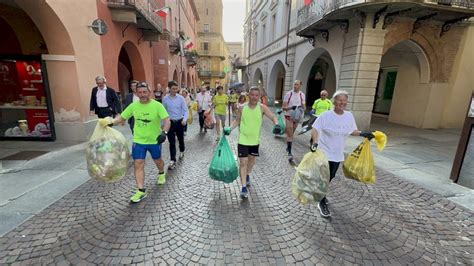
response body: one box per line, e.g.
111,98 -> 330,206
183,37 -> 193,49
304,0 -> 312,5
154,6 -> 170,18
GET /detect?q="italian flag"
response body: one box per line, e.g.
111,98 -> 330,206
154,6 -> 170,18
183,37 -> 193,49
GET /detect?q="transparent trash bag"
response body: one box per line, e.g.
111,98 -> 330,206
204,110 -> 215,129
209,135 -> 239,183
292,150 -> 330,204
86,122 -> 130,183
343,139 -> 375,184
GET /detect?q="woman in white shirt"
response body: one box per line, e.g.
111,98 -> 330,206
181,89 -> 192,135
310,90 -> 375,218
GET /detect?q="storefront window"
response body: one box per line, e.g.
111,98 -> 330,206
0,57 -> 54,140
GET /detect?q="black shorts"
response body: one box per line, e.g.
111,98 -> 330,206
238,144 -> 259,157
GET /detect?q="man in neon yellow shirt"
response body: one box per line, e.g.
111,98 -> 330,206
211,86 -> 228,140
311,89 -> 333,116
100,82 -> 170,203
224,86 -> 282,199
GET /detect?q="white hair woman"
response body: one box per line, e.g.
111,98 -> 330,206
310,90 -> 375,218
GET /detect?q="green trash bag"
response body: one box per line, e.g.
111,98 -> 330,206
276,111 -> 286,135
209,135 -> 239,183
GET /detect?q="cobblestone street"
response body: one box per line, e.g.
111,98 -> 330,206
0,120 -> 473,265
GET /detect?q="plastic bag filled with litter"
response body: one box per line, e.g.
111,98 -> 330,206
292,150 -> 330,204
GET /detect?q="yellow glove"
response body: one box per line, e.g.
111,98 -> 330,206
98,117 -> 114,127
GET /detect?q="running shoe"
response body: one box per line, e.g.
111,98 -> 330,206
130,190 -> 147,203
318,200 -> 331,218
240,187 -> 249,199
179,152 -> 184,159
168,161 -> 176,170
157,173 -> 166,185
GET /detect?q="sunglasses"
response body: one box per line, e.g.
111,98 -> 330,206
137,82 -> 148,88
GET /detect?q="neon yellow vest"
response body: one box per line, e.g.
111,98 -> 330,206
238,103 -> 262,145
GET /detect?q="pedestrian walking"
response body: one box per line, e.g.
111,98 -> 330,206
100,82 -> 170,203
225,86 -> 282,199
123,80 -> 140,133
282,80 -> 306,162
211,86 -> 228,140
310,90 -> 375,218
311,89 -> 332,116
163,80 -> 189,170
181,89 -> 192,136
89,75 -> 121,118
196,86 -> 212,133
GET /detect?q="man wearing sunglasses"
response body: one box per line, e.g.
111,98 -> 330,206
100,82 -> 170,203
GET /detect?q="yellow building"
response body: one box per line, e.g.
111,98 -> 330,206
194,0 -> 229,88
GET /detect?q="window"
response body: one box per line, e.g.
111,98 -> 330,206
271,14 -> 276,41
204,24 -> 210,33
203,42 -> 209,51
253,31 -> 258,52
206,8 -> 208,15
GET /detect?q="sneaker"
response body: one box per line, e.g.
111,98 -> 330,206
130,190 -> 147,203
157,173 -> 166,185
246,175 -> 251,187
288,153 -> 294,162
240,187 -> 249,199
318,200 -> 331,218
168,161 -> 176,170
179,152 -> 184,159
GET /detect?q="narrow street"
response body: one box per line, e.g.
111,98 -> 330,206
0,119 -> 472,265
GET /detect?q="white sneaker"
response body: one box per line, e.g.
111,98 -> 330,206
168,161 -> 176,170
179,152 -> 184,159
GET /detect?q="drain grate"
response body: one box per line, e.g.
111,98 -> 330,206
0,151 -> 50,160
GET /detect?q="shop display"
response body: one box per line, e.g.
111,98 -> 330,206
0,58 -> 53,139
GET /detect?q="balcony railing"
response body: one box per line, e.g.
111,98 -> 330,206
185,52 -> 198,66
107,0 -> 162,35
197,50 -> 226,61
198,71 -> 225,78
296,0 -> 473,34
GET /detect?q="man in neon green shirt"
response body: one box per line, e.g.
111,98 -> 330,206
224,86 -> 282,199
311,89 -> 333,116
212,86 -> 228,140
100,82 -> 170,203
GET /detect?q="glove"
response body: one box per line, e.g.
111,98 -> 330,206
272,124 -> 282,135
98,117 -> 113,127
276,110 -> 283,115
360,131 -> 375,140
310,142 -> 318,152
291,106 -> 297,110
223,127 -> 231,135
157,131 -> 167,144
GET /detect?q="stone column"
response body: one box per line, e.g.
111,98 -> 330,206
338,14 -> 387,130
284,46 -> 296,94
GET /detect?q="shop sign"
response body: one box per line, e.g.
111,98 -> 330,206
90,19 -> 108,36
252,38 -> 285,62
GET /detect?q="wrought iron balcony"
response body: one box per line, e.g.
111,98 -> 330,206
107,0 -> 162,41
198,71 -> 225,78
296,0 -> 474,38
197,50 -> 226,61
185,52 -> 199,66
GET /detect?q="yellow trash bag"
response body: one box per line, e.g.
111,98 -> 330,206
188,107 -> 193,125
292,150 -> 330,204
373,131 -> 387,151
191,101 -> 198,111
86,121 -> 130,183
343,139 -> 375,184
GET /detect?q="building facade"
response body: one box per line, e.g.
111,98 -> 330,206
0,0 -> 163,141
153,0 -> 199,91
195,0 -> 229,88
244,0 -> 474,130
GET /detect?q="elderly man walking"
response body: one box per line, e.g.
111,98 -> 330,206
89,75 -> 121,118
162,80 -> 189,170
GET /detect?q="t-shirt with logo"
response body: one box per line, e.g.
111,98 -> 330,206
312,110 -> 357,162
121,99 -> 169,144
212,94 -> 228,115
312,98 -> 333,116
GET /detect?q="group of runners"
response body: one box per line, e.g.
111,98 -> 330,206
96,79 -> 375,218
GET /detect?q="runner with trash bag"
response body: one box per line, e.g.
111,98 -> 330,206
99,82 -> 171,203
343,131 -> 387,184
208,134 -> 239,183
309,90 -> 379,218
224,86 -> 282,199
86,121 -> 130,183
